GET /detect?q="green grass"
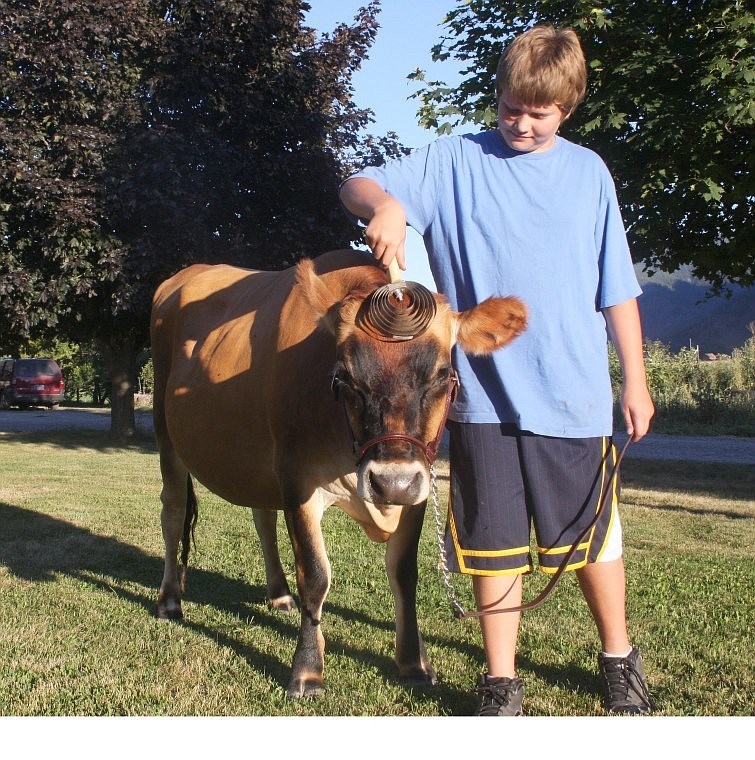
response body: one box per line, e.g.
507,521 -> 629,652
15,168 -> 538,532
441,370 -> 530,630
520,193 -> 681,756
0,429 -> 752,716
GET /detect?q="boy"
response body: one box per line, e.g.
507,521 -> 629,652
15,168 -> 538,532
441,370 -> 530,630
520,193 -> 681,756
339,26 -> 655,715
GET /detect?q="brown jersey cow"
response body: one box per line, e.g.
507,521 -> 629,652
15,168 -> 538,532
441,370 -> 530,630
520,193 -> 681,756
151,248 -> 526,698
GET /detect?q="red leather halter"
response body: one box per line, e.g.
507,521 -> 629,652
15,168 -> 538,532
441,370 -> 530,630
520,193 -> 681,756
343,371 -> 460,466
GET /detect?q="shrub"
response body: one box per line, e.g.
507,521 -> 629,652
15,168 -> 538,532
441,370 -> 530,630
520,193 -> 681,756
731,337 -> 755,391
609,337 -> 755,435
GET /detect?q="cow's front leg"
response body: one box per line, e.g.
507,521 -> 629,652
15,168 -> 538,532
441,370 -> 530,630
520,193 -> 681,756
283,499 -> 331,698
385,503 -> 437,687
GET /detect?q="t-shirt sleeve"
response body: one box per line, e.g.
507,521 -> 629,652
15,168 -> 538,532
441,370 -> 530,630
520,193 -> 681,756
341,142 -> 442,236
596,169 -> 642,309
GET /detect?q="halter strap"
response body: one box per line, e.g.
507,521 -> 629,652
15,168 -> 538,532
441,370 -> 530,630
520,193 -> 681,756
342,371 -> 459,465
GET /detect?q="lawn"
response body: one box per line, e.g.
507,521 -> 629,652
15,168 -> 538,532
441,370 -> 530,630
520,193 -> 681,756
0,429 -> 752,717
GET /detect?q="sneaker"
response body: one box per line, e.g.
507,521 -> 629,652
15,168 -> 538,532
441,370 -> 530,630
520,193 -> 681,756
598,647 -> 653,714
474,673 -> 525,716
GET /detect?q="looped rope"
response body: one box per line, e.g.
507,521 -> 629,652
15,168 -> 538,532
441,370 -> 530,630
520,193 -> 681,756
357,281 -> 437,341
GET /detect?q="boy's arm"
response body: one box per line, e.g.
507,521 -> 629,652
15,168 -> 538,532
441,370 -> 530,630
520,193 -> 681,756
603,298 -> 655,441
339,177 -> 408,271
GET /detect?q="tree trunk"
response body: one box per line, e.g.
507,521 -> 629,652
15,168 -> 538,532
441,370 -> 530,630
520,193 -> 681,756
98,339 -> 137,442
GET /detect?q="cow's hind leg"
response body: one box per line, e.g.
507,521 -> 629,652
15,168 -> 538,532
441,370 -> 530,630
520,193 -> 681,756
283,499 -> 330,698
156,448 -> 194,620
386,504 -> 437,687
252,508 -> 296,612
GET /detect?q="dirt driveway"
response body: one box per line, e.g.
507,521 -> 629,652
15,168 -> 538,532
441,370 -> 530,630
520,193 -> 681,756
613,431 -> 755,466
0,407 -> 154,436
1,406 -> 753,465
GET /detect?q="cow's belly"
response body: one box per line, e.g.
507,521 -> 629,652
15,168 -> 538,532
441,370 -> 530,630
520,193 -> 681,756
190,457 -> 283,509
165,388 -> 284,508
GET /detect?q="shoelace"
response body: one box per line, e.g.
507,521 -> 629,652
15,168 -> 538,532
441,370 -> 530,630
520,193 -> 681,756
478,681 -> 515,708
604,659 -> 651,705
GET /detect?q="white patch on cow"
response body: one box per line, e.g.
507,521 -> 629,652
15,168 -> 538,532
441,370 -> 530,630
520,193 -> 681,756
320,473 -> 413,539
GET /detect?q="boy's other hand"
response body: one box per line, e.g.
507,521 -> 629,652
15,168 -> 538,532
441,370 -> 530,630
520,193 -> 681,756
621,383 -> 655,442
365,196 -> 407,272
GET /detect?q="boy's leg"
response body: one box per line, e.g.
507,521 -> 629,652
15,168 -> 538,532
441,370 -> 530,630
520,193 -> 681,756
577,515 -> 652,713
472,573 -> 522,678
523,435 -> 652,713
576,557 -> 630,655
445,422 -> 530,667
523,434 -> 628,652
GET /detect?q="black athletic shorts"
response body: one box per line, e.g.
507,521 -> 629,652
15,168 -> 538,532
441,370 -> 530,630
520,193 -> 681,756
444,422 -> 623,576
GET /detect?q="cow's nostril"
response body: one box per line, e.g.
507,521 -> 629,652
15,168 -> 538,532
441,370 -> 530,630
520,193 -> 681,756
369,470 -> 388,501
367,466 -> 424,504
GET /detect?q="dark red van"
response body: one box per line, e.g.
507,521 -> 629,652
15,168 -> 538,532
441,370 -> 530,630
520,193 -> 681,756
0,357 -> 65,409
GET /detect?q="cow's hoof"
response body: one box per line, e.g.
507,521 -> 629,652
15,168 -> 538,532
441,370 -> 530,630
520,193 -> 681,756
156,598 -> 184,621
269,594 -> 298,613
398,667 -> 438,689
156,607 -> 184,621
286,678 -> 325,699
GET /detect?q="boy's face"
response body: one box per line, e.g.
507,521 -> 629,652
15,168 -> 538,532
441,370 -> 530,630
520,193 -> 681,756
497,91 -> 568,154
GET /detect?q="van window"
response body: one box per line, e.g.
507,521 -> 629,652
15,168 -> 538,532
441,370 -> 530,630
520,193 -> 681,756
15,359 -> 61,379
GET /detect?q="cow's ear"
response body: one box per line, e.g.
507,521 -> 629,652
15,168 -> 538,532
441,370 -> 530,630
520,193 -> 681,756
296,258 -> 341,334
455,296 -> 528,356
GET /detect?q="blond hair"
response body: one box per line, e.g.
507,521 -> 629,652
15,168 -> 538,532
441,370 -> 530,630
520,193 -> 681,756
496,26 -> 587,114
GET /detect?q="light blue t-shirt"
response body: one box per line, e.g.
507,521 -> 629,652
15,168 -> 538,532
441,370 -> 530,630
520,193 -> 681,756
349,131 -> 641,437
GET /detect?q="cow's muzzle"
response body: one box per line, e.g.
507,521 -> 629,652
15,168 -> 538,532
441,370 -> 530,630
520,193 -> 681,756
360,458 -> 428,506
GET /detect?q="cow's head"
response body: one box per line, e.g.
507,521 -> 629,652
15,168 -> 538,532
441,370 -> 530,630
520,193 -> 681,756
297,257 -> 527,527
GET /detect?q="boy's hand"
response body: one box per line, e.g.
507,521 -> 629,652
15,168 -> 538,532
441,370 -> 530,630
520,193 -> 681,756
339,178 -> 408,272
620,382 -> 655,442
603,299 -> 654,442
365,195 -> 407,272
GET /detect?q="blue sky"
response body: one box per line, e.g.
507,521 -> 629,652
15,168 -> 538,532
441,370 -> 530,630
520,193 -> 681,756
305,1 -> 467,287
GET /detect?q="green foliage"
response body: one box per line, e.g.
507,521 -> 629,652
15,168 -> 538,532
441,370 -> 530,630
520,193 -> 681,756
609,337 -> 755,434
411,0 -> 754,293
0,0 -> 398,437
731,335 -> 755,389
137,355 -> 154,396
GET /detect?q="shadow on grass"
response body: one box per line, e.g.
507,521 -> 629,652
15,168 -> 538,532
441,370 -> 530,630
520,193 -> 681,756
620,458 -> 754,502
0,428 -> 157,454
0,500 -> 475,708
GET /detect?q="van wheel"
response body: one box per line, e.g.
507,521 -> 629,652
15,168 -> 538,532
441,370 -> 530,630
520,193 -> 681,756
0,392 -> 8,410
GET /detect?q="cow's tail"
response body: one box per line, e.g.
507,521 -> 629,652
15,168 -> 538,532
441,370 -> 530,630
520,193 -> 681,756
179,474 -> 198,593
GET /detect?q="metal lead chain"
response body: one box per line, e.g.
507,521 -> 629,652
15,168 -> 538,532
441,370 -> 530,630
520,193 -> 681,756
429,462 -> 467,619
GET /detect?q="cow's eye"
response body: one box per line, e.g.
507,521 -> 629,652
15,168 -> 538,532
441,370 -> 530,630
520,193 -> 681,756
435,366 -> 453,386
331,366 -> 351,398
331,365 -> 365,409
428,366 -> 454,392
421,366 -> 453,407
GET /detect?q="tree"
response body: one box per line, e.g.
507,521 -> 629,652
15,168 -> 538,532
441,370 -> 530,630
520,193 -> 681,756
410,0 -> 754,293
0,0 -> 399,439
